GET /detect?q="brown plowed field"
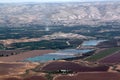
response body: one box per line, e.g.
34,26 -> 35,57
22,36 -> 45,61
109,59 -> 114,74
54,72 -> 120,80
4,78 -> 21,80
0,63 -> 25,75
0,62 -> 38,78
0,50 -> 55,62
41,61 -> 109,72
24,76 -> 47,80
3,76 -> 47,80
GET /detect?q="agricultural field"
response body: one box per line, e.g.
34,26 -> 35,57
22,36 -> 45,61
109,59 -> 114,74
0,26 -> 53,40
0,63 -> 25,76
3,76 -> 47,80
0,50 -> 55,62
39,61 -> 109,72
99,51 -> 120,64
3,72 -> 120,80
0,62 -> 38,77
0,1 -> 120,80
0,24 -> 119,40
85,47 -> 120,62
6,39 -> 82,50
54,72 -> 120,80
0,61 -> 119,80
0,44 -> 5,50
9,40 -> 72,50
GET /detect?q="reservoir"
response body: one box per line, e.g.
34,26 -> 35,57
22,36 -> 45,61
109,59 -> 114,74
81,40 -> 106,46
25,49 -> 93,62
25,40 -> 106,62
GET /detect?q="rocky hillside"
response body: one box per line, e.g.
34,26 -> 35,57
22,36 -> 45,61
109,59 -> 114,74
0,1 -> 120,27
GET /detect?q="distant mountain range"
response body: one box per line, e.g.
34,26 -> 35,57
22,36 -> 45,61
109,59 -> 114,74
0,1 -> 120,27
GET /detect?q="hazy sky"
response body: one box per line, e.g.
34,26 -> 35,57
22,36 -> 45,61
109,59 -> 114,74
0,0 -> 118,3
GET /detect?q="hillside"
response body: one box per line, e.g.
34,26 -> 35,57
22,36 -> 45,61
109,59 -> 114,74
0,2 -> 120,27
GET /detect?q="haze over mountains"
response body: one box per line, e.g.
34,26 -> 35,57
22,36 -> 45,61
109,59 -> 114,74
0,1 -> 120,27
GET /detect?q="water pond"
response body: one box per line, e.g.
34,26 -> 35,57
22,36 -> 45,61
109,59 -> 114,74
25,40 -> 106,62
25,49 -> 92,62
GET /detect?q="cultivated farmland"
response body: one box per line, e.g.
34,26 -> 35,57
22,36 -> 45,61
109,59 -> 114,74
54,72 -> 120,80
0,63 -> 25,76
3,76 -> 47,80
85,47 -> 120,62
40,61 -> 109,72
99,51 -> 120,64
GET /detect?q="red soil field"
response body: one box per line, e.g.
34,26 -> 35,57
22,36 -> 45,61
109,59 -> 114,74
41,61 -> 109,72
99,51 -> 120,64
4,78 -> 21,80
24,76 -> 47,80
0,50 -> 55,62
54,72 -> 120,80
3,76 -> 47,80
0,63 -> 25,75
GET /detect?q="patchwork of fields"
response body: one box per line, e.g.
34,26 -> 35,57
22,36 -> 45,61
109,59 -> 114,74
40,61 -> 109,72
0,38 -> 120,80
54,72 -> 120,80
99,51 -> 120,64
85,47 -> 120,62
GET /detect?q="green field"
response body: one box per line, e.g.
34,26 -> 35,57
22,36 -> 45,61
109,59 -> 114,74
0,44 -> 5,50
85,47 -> 120,62
9,40 -> 73,50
